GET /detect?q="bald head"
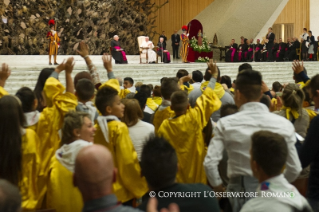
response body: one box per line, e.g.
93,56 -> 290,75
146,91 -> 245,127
74,145 -> 115,201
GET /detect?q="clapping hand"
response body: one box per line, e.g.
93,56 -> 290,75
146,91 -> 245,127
65,57 -> 75,74
55,57 -> 75,74
102,53 -> 113,73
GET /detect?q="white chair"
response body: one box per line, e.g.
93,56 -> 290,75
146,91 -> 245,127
138,36 -> 148,64
138,36 -> 159,64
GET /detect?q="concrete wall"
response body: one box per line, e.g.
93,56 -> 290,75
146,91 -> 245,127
310,0 -> 319,39
167,0 -> 289,53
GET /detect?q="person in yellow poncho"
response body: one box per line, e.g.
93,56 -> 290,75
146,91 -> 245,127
189,67 -> 235,122
46,111 -> 95,212
153,78 -> 180,134
0,95 -> 41,211
15,87 -> 40,132
152,85 -> 163,106
93,55 -> 148,204
139,84 -> 158,114
158,60 -> 222,184
36,58 -> 78,207
176,69 -> 194,94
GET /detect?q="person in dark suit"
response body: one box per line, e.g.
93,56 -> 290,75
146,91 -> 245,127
159,31 -> 167,45
265,27 -> 275,62
171,30 -> 180,59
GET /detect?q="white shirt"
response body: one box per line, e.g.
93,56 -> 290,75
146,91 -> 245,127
240,174 -> 312,212
192,82 -> 201,90
301,33 -> 308,40
127,86 -> 136,93
128,120 -> 155,161
204,102 -> 302,187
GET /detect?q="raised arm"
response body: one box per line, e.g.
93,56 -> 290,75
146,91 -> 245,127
64,57 -> 75,94
190,60 -> 221,128
292,60 -> 310,84
102,53 -> 115,80
77,41 -> 101,89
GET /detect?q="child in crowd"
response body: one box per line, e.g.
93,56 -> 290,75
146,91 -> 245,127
153,77 -> 179,133
140,84 -> 158,114
93,55 -> 147,204
241,131 -> 312,212
46,111 -> 94,212
16,87 -> 40,131
152,85 -> 162,105
176,69 -> 194,93
75,79 -> 98,123
158,60 -> 221,184
0,94 -> 40,210
124,77 -> 136,93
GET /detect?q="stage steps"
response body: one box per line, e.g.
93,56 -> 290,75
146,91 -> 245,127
1,55 -> 318,95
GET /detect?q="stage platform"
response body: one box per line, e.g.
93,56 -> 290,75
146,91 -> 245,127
1,55 -> 319,94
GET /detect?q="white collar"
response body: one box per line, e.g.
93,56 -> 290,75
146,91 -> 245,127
127,86 -> 136,93
56,139 -> 92,173
97,116 -> 120,143
24,111 -> 40,127
78,101 -> 97,122
239,102 -> 269,112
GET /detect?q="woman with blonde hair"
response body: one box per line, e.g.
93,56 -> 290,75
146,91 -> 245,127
46,111 -> 95,212
274,83 -> 310,138
122,99 -> 154,161
274,83 -> 310,197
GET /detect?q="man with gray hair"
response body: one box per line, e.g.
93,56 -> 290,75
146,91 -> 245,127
111,35 -> 128,64
0,179 -> 21,212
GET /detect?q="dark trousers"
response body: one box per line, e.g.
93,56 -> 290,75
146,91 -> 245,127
267,43 -> 274,61
172,44 -> 179,58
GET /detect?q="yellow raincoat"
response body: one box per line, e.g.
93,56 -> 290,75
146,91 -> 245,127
158,87 -> 221,184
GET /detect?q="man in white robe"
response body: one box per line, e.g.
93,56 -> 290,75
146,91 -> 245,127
140,37 -> 157,63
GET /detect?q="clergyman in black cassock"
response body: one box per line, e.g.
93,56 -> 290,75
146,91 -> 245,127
111,35 -> 128,64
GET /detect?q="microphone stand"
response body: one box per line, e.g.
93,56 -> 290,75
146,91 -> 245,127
253,43 -> 255,62
161,43 -> 164,63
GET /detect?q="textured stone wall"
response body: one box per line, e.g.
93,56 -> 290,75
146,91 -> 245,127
0,0 -> 166,55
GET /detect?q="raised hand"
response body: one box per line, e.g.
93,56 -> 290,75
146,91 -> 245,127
55,60 -> 66,73
65,57 -> 75,74
292,60 -> 304,75
102,53 -> 113,73
0,63 -> 11,82
76,41 -> 89,57
206,59 -> 218,79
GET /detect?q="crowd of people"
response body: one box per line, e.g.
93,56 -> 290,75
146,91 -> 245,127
226,27 -> 319,63
1,40 -> 319,212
